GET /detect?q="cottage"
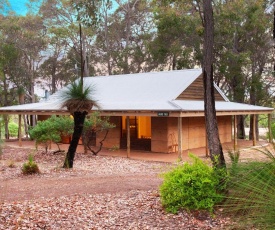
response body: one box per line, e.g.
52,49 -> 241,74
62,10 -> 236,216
0,69 -> 273,157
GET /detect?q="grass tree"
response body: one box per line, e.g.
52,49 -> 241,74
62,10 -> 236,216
60,80 -> 99,168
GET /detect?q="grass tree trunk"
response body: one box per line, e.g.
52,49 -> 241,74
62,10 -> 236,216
63,111 -> 87,168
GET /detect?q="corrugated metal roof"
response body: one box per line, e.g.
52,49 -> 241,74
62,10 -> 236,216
83,68 -> 203,104
172,100 -> 273,112
41,68 -> 205,111
0,68 -> 273,115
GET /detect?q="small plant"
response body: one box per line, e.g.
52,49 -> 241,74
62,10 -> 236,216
22,154 -> 40,175
227,149 -> 240,175
7,160 -> 16,168
160,154 -> 225,213
109,145 -> 119,151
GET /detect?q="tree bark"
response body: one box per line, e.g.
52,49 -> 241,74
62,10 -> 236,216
203,0 -> 225,168
237,115 -> 246,139
63,111 -> 87,168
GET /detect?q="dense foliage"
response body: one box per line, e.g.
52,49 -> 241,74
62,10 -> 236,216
29,116 -> 72,152
7,122 -> 18,137
160,154 -> 225,213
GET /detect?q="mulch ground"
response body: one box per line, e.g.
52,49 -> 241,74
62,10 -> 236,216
0,145 -> 240,229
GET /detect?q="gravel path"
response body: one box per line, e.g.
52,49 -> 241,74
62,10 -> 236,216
0,146 -> 231,229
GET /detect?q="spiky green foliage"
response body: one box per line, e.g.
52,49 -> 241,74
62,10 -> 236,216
60,81 -> 99,114
160,154 -> 225,213
223,146 -> 275,229
22,154 -> 40,175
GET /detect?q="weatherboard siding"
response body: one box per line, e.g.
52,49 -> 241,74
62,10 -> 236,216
96,117 -> 121,149
101,115 -> 232,153
176,75 -> 224,101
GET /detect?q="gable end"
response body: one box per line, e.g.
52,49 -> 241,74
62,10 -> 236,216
176,75 -> 225,101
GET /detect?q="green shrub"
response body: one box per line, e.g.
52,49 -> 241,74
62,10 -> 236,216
160,154 -> 225,213
54,116 -> 74,136
8,122 -> 18,137
0,138 -> 3,157
22,154 -> 40,175
29,116 -> 62,152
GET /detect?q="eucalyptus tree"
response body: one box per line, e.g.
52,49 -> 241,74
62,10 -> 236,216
202,0 -> 225,168
214,0 -> 273,140
152,0 -> 226,166
38,0 -> 97,94
150,0 -> 202,70
153,0 -> 273,140
15,15 -> 47,104
94,0 -> 155,74
0,0 -> 10,14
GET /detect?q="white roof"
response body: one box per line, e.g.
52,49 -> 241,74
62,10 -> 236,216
0,69 -> 273,115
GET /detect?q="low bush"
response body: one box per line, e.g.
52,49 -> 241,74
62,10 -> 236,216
29,116 -> 62,152
159,154 -> 225,213
22,154 -> 40,175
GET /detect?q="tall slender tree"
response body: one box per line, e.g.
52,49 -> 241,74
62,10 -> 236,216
202,0 -> 225,168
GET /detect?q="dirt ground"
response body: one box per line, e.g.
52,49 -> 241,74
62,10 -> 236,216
0,145 -> 165,202
0,143 -> 271,229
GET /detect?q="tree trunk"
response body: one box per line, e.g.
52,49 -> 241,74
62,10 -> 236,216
3,70 -> 9,139
203,0 -> 225,168
4,115 -> 9,139
237,115 -> 246,139
51,62 -> 57,94
63,111 -> 87,168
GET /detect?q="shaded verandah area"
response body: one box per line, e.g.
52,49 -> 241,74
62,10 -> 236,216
4,138 -> 271,163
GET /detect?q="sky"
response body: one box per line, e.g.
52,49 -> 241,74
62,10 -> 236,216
9,0 -> 30,15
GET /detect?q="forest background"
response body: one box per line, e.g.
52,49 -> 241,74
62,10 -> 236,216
0,0 -> 274,140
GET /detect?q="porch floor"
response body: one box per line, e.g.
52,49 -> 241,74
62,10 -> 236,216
3,139 -> 271,163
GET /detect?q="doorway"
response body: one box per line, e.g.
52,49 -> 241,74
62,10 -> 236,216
120,116 -> 151,151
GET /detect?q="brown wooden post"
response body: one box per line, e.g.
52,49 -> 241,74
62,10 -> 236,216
253,114 -> 256,146
178,117 -> 182,161
126,116 -> 130,158
268,113 -> 273,143
18,114 -> 22,147
234,115 -> 237,151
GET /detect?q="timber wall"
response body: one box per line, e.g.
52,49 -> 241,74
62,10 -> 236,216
96,116 -> 121,149
102,115 -> 232,153
151,116 -> 232,153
